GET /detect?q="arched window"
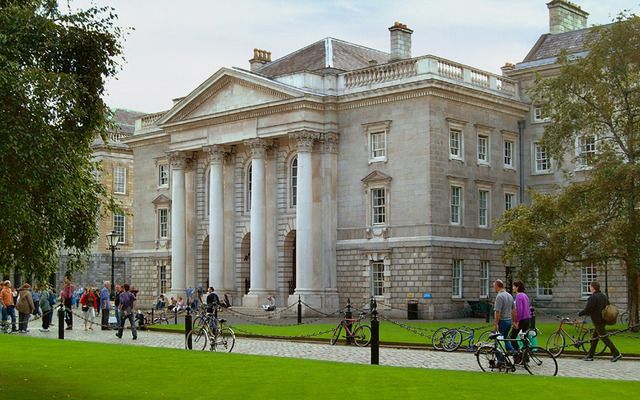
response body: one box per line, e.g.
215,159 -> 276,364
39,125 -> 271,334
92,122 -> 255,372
290,156 -> 297,207
245,164 -> 252,212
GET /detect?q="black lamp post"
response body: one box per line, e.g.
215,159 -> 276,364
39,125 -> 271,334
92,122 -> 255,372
106,230 -> 120,300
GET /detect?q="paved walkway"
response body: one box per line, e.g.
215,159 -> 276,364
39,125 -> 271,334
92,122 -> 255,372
19,314 -> 638,381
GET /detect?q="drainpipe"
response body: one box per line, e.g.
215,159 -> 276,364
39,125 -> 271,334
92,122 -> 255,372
518,120 -> 526,204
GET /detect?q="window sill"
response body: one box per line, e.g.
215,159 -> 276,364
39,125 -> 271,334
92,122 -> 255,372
503,166 -> 516,171
368,158 -> 387,165
532,171 -> 553,176
449,157 -> 464,163
477,161 -> 490,167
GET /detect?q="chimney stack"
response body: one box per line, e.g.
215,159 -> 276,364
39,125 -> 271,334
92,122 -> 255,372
388,22 -> 413,61
547,0 -> 588,34
249,48 -> 272,72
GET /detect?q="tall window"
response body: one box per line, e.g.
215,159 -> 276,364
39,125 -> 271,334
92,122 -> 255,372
478,190 -> 489,228
536,269 -> 553,297
504,140 -> 514,168
505,193 -> 515,211
450,186 -> 462,225
449,128 -> 462,160
370,131 -> 386,162
158,164 -> 169,187
477,134 -> 489,164
452,259 -> 463,298
158,265 -> 167,295
534,143 -> 551,173
480,260 -> 490,299
533,106 -> 548,123
371,188 -> 386,225
245,164 -> 252,212
158,208 -> 168,239
290,156 -> 297,207
576,136 -> 596,169
113,214 -> 125,244
113,166 -> 126,194
372,261 -> 385,297
581,264 -> 597,296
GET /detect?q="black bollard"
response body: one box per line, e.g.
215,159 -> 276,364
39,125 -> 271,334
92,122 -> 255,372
174,308 -> 178,325
185,309 -> 192,350
529,306 -> 536,329
370,297 -> 379,365
151,308 -> 154,325
58,304 -> 64,340
345,298 -> 353,345
297,296 -> 302,324
485,300 -> 490,323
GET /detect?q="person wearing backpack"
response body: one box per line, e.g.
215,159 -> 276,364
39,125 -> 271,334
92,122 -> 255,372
116,283 -> 137,340
38,284 -> 53,332
579,281 -> 622,362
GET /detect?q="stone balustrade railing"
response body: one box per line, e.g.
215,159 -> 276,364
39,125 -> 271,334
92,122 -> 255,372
138,111 -> 165,130
344,59 -> 418,88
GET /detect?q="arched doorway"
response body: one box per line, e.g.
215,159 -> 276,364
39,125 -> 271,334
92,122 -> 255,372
283,230 -> 296,295
240,233 -> 251,297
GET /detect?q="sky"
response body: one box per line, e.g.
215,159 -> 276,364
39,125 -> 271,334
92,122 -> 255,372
69,0 -> 639,113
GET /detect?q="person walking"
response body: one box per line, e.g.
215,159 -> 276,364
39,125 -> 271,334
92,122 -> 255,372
38,284 -> 53,332
509,280 -> 531,351
1,281 -> 17,333
579,281 -> 622,362
116,283 -> 137,340
493,279 -> 514,353
206,287 -> 220,333
81,287 -> 98,330
61,278 -> 74,330
15,283 -> 34,333
100,281 -> 111,330
31,286 -> 41,318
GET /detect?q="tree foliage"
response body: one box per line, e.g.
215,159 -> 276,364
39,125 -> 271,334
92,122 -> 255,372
496,13 -> 640,329
0,0 -> 123,280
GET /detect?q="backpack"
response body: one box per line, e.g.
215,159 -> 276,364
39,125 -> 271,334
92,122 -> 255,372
602,304 -> 619,325
49,290 -> 56,306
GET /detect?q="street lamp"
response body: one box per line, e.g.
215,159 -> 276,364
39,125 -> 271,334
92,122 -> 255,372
106,230 -> 120,300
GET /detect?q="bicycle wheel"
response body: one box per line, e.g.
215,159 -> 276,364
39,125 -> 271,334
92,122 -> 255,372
185,329 -> 208,351
330,325 -> 342,345
476,345 -> 504,373
191,315 -> 206,334
620,311 -> 629,325
475,330 -> 494,347
579,329 -> 608,356
353,325 -> 372,347
212,327 -> 235,352
523,347 -> 558,376
431,327 -> 448,350
442,329 -> 463,352
545,332 -> 565,357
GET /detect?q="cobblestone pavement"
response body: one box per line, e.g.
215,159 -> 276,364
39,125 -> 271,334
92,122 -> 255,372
20,314 -> 639,381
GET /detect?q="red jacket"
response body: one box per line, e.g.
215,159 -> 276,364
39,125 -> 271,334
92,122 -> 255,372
80,291 -> 97,309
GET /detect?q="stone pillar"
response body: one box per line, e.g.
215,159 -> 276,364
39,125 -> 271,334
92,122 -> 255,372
323,133 -> 339,292
185,158 -> 196,288
204,145 -> 225,291
169,152 -> 187,296
244,138 -> 268,306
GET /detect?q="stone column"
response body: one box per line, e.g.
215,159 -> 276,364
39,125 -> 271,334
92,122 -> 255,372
169,152 -> 187,295
323,133 -> 339,291
245,138 -> 268,305
204,145 -> 225,291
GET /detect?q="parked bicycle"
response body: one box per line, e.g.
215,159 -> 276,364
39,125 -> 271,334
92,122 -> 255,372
546,316 -> 607,357
476,330 -> 558,376
185,311 -> 235,352
143,310 -> 170,326
432,326 -> 493,352
330,311 -> 371,347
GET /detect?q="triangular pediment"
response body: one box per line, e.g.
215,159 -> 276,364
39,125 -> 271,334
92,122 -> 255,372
158,68 -> 303,125
361,170 -> 392,184
152,194 -> 171,205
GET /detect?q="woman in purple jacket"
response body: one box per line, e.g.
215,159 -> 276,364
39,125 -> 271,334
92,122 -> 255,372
509,280 -> 531,351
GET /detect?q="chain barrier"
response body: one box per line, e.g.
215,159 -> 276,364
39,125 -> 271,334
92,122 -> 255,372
222,301 -> 298,319
229,324 -> 337,340
224,305 -> 342,327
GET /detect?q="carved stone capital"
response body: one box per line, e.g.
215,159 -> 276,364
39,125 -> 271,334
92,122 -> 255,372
167,151 -> 188,169
203,145 -> 226,165
322,132 -> 339,154
245,138 -> 267,159
289,130 -> 320,152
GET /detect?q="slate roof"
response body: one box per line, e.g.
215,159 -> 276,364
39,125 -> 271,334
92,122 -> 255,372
522,27 -> 592,64
112,109 -> 145,134
257,38 -> 389,77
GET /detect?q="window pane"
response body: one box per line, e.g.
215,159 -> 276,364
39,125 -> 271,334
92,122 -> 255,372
477,135 -> 488,162
113,214 -> 125,244
452,259 -> 462,298
370,131 -> 386,159
450,129 -> 461,157
451,186 -> 461,224
290,157 -> 297,207
480,260 -> 490,298
159,208 -> 168,238
504,140 -> 513,166
581,264 -> 597,296
114,166 -> 126,194
371,188 -> 386,225
479,190 -> 489,227
159,164 -> 169,186
505,193 -> 514,211
246,165 -> 252,211
372,261 -> 385,296
535,143 -> 550,172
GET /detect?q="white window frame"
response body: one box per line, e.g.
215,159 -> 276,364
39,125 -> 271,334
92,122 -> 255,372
158,208 -> 169,239
449,128 -> 463,161
158,164 -> 169,188
113,166 -> 126,194
534,142 -> 551,174
581,264 -> 597,297
370,187 -> 386,226
113,214 -> 126,244
478,189 -> 490,228
575,135 -> 597,171
477,134 -> 489,165
452,259 -> 463,299
504,140 -> 514,168
532,106 -> 549,123
290,156 -> 298,208
158,264 -> 168,295
504,192 -> 516,212
536,269 -> 553,298
450,185 -> 462,225
371,260 -> 385,297
363,121 -> 391,164
480,260 -> 490,299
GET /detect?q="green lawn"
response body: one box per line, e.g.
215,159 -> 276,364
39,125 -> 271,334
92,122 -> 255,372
1,335 -> 638,400
154,320 -> 640,355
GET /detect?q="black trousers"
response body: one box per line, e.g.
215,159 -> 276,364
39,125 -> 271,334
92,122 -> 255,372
42,309 -> 53,329
509,318 -> 530,350
64,299 -> 73,328
101,308 -> 110,329
587,322 -> 620,357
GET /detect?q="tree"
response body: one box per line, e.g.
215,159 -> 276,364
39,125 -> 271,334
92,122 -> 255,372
0,1 -> 123,280
496,13 -> 640,329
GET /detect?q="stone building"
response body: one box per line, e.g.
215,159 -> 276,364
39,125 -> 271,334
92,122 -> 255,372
124,0 -> 628,317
